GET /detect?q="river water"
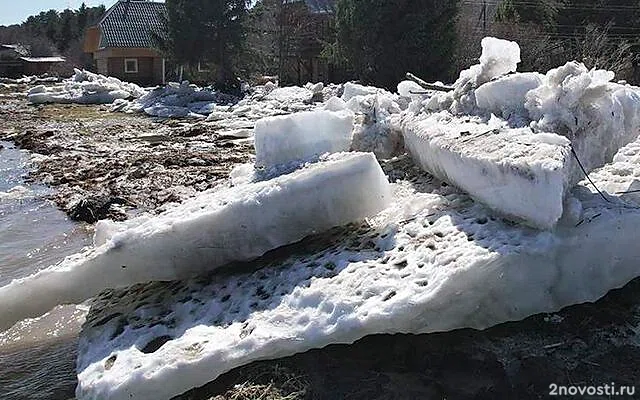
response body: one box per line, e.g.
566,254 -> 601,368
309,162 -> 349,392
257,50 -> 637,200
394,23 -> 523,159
0,141 -> 91,400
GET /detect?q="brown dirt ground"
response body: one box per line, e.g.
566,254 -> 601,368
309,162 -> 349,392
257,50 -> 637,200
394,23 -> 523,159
0,92 -> 253,223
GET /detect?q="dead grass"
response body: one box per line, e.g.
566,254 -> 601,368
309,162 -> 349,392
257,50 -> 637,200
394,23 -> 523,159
186,364 -> 309,400
36,104 -> 124,122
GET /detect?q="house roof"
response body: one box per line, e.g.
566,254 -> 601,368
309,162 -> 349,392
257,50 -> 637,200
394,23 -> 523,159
1,44 -> 29,56
99,1 -> 166,48
21,57 -> 66,63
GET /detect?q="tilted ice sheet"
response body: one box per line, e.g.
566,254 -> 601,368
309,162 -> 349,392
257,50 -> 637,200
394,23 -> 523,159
401,111 -> 573,229
76,153 -> 640,400
254,109 -> 355,168
0,153 -> 391,332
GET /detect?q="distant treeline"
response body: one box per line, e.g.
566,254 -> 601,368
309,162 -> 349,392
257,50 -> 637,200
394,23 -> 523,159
0,3 -> 105,61
2,0 -> 639,86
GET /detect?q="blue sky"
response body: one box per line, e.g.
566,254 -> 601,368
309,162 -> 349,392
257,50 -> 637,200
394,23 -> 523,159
0,1 -> 120,26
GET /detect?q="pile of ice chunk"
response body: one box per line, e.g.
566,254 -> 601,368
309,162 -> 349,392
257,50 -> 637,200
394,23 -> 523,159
0,75 -> 61,85
204,82 -> 337,122
27,69 -> 146,104
111,81 -> 239,118
327,82 -> 406,159
401,37 -> 640,228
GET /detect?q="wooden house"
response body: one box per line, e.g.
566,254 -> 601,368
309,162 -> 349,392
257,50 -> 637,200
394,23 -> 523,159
0,44 -> 65,77
280,0 -> 336,84
84,0 -> 167,85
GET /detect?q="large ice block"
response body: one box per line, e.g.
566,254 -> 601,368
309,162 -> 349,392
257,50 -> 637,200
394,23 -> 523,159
0,152 -> 391,332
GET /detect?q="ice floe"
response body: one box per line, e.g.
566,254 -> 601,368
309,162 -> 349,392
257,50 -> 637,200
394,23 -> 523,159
76,142 -> 640,399
401,112 -> 572,229
0,152 -> 391,332
254,109 -> 354,168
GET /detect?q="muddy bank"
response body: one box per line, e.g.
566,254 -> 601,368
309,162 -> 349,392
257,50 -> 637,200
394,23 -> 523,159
0,91 -> 252,223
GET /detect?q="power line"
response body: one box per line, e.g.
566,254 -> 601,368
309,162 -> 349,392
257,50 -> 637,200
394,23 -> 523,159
470,28 -> 640,41
461,0 -> 640,12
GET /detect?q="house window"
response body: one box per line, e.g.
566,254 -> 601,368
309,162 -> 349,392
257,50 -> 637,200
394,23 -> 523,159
124,58 -> 138,73
197,62 -> 209,72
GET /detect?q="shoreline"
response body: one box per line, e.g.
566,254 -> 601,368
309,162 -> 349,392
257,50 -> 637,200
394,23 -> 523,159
0,89 -> 253,223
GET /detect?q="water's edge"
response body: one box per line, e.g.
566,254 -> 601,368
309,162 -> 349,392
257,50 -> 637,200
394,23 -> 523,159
0,140 -> 91,400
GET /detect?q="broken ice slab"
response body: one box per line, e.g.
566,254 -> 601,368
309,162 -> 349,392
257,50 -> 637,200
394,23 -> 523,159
76,165 -> 640,400
402,111 -> 575,229
254,109 -> 354,168
0,152 -> 391,332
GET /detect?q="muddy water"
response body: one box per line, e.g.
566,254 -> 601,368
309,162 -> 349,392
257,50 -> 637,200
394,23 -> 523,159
0,141 -> 91,400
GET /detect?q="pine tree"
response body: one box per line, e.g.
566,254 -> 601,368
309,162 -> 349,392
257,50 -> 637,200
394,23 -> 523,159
329,0 -> 460,89
77,3 -> 89,37
155,0 -> 251,88
58,9 -> 76,52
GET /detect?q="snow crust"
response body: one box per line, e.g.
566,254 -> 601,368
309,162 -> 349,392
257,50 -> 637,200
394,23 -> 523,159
27,69 -> 146,104
0,153 -> 391,332
76,141 -> 640,399
254,109 -> 355,168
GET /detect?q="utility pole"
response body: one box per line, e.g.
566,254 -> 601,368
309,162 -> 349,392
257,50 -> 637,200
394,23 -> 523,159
482,0 -> 487,34
477,0 -> 488,34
